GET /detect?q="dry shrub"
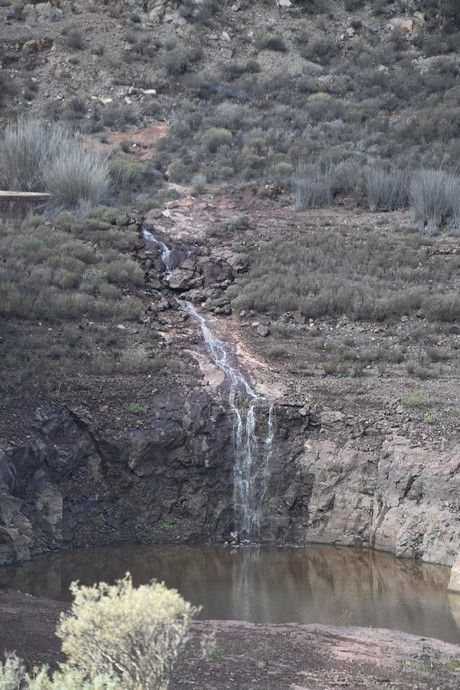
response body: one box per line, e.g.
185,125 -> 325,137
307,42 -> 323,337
58,574 -> 199,690
46,145 -> 108,213
0,119 -> 108,212
365,167 -> 409,211
409,169 -> 460,235
294,161 -> 334,209
0,120 -> 64,191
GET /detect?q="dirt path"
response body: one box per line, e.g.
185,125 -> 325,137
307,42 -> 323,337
0,590 -> 458,689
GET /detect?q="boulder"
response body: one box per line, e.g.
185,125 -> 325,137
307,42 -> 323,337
168,267 -> 195,290
448,554 -> 460,593
35,484 -> 63,538
0,527 -> 30,565
257,324 -> 270,337
200,259 -> 234,287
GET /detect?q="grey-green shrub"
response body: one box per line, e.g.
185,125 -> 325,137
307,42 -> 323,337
0,120 -> 108,212
409,169 -> 460,235
46,145 -> 108,212
0,652 -> 119,689
0,120 -> 65,191
365,167 -> 409,211
294,161 -> 334,210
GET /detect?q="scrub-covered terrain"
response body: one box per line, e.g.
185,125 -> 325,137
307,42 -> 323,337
0,0 -> 459,568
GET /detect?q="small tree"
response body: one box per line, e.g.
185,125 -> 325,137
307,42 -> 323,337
57,574 -> 199,690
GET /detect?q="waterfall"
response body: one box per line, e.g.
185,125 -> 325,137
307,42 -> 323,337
142,227 -> 275,542
143,227 -> 173,277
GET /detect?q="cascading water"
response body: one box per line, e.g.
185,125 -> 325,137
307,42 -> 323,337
184,303 -> 275,540
142,226 -> 275,542
143,227 -> 173,277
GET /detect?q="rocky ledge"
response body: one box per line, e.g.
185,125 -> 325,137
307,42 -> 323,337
0,390 -> 459,567
0,590 -> 458,690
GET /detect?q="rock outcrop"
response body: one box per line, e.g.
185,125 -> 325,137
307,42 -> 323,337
448,554 -> 460,593
0,396 -> 458,567
261,405 -> 460,566
0,387 -> 234,565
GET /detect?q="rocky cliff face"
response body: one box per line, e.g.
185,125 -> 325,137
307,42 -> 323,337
0,386 -> 235,566
1,393 -> 458,567
262,406 -> 459,566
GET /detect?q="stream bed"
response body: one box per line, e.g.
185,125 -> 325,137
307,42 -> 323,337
1,544 -> 458,643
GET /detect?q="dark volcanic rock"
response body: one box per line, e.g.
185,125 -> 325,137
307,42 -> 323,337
0,386 -> 234,564
0,393 -> 458,567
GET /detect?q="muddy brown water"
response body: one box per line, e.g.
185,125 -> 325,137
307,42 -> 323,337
1,545 -> 458,644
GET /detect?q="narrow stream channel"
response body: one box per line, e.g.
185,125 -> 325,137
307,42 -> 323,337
142,226 -> 275,542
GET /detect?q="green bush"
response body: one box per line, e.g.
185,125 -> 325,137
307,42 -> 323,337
109,156 -> 146,189
201,128 -> 233,153
58,574 -> 199,690
0,575 -> 199,690
256,32 -> 288,53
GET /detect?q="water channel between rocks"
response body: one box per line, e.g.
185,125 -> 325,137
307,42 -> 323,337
18,229 -> 451,646
142,226 -> 275,542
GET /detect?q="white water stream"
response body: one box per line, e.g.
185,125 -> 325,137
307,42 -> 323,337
142,227 -> 275,541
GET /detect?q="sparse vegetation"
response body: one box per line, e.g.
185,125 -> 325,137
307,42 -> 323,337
0,575 -> 199,690
0,120 -> 108,211
0,217 -> 142,323
232,226 -> 459,322
401,394 -> 428,408
123,402 -> 146,415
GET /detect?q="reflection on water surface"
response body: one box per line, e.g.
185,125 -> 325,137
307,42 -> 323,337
1,544 -> 458,643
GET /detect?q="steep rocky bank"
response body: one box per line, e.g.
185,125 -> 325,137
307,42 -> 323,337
1,389 -> 458,566
1,200 -> 458,568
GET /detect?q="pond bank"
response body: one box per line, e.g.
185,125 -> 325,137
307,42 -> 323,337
0,589 -> 459,690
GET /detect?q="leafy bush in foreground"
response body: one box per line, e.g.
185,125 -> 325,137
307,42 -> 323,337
0,575 -> 199,690
0,654 -> 118,689
58,574 -> 199,690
